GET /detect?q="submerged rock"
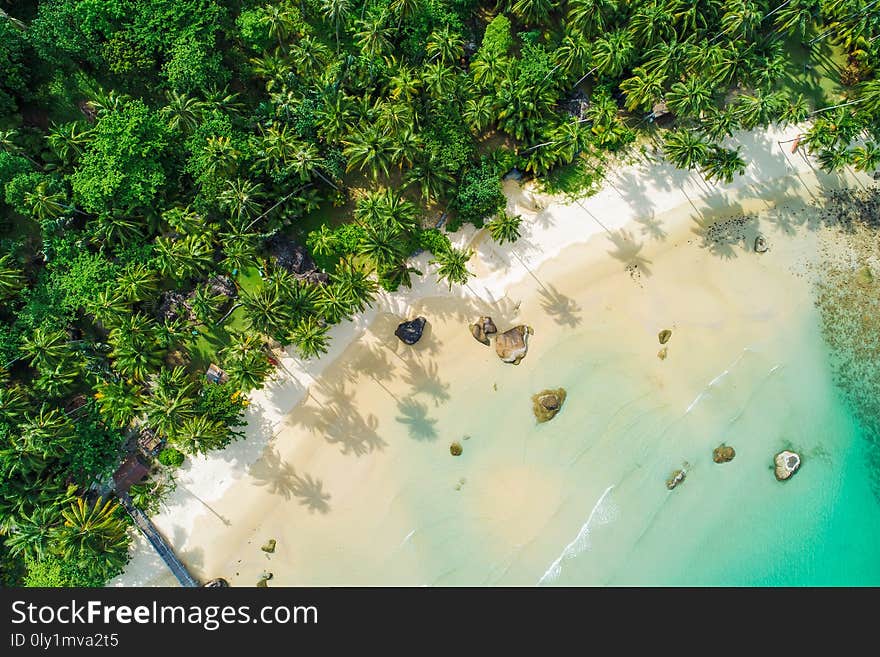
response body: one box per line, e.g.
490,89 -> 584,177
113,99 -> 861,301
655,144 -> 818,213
496,325 -> 533,364
532,388 -> 567,423
657,347 -> 668,360
713,444 -> 736,463
658,329 -> 672,345
450,442 -> 463,456
755,235 -> 769,253
395,317 -> 427,345
256,571 -> 273,587
261,539 -> 276,554
666,468 -> 687,490
856,265 -> 873,286
774,450 -> 801,481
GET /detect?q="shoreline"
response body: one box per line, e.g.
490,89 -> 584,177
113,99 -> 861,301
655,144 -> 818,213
112,123 -> 870,586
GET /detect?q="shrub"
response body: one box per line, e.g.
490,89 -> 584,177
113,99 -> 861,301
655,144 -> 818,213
158,447 -> 185,467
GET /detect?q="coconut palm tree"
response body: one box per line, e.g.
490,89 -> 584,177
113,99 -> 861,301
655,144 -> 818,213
358,222 -> 406,271
510,0 -> 555,25
108,313 -> 165,382
620,66 -> 666,113
45,122 -> 93,168
289,315 -> 330,360
700,146 -> 748,184
308,224 -> 337,258
154,234 -> 215,281
463,95 -> 494,134
189,285 -> 226,325
426,24 -> 464,64
239,284 -> 293,340
0,254 -> 25,300
817,147 -> 853,172
21,327 -> 69,372
321,0 -> 351,49
487,212 -> 523,245
259,4 -> 298,50
663,130 -> 711,171
57,497 -> 129,572
773,0 -> 820,37
721,0 -> 764,40
353,15 -> 394,60
735,90 -> 788,129
24,181 -> 68,222
220,228 -> 260,273
16,406 -> 76,460
0,384 -> 30,422
567,0 -> 616,37
665,77 -> 715,121
94,379 -> 143,428
850,142 -> 880,173
3,507 -> 61,561
140,367 -> 196,438
403,157 -> 455,203
160,91 -> 205,134
858,78 -> 880,115
334,262 -> 378,313
171,416 -> 231,455
316,283 -> 356,324
431,247 -> 473,290
220,331 -> 274,391
219,178 -> 263,226
89,288 -> 130,328
87,212 -> 144,247
629,2 -> 676,46
342,123 -> 394,181
118,263 -> 159,303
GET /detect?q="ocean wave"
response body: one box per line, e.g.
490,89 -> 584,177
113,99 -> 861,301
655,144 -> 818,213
537,485 -> 617,585
684,349 -> 753,414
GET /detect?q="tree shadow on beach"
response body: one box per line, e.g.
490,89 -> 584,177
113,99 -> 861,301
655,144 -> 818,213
634,210 -> 668,241
395,398 -> 438,441
606,228 -> 653,278
537,283 -> 582,328
248,448 -> 331,513
402,357 -> 450,406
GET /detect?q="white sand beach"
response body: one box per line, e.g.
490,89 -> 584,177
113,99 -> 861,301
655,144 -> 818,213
113,125 -> 878,586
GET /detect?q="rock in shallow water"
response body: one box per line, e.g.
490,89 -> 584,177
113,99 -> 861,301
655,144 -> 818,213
495,325 -> 532,364
774,450 -> 801,480
450,442 -> 462,456
658,329 -> 672,345
666,468 -> 687,490
713,444 -> 736,463
395,317 -> 427,345
261,539 -> 276,553
532,388 -> 567,422
755,235 -> 769,253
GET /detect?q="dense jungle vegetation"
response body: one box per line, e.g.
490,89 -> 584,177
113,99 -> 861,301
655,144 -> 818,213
1,0 -> 878,586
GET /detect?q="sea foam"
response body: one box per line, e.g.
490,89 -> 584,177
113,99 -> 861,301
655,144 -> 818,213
537,485 -> 617,585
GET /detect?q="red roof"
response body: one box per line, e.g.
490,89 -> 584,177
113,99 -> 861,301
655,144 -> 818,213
113,455 -> 149,493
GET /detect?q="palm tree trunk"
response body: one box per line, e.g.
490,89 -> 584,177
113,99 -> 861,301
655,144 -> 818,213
217,302 -> 243,326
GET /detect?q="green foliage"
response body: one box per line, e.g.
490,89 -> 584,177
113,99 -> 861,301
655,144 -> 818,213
194,381 -> 248,433
478,14 -> 513,61
67,408 -> 127,486
70,99 -> 171,214
449,159 -> 506,230
157,447 -> 185,468
163,36 -> 229,93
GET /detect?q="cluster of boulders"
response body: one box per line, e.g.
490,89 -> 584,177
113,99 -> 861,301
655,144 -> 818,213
468,315 -> 533,365
155,274 -> 238,323
657,328 -> 672,360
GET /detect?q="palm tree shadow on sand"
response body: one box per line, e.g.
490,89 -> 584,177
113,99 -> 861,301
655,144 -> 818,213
402,357 -> 450,406
537,283 -> 582,328
395,398 -> 438,441
248,447 -> 331,514
606,228 -> 653,278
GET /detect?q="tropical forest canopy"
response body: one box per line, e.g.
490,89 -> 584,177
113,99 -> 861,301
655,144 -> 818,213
1,0 -> 879,586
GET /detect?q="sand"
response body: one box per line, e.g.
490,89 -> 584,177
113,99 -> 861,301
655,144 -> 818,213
112,124 -> 876,587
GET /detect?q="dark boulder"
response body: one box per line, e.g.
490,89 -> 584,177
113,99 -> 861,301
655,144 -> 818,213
266,234 -> 317,275
395,317 -> 427,345
713,444 -> 736,463
658,329 -> 672,345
